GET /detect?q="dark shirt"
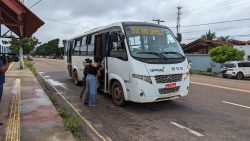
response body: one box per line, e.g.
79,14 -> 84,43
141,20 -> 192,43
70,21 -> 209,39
0,60 -> 5,85
87,64 -> 100,75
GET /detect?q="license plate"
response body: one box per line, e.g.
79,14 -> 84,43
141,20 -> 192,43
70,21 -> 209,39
165,83 -> 176,89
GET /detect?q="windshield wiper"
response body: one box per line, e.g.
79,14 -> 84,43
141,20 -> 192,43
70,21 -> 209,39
160,52 -> 185,59
136,51 -> 168,60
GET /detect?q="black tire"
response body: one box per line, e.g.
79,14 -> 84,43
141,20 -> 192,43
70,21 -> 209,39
111,81 -> 125,106
222,74 -> 227,78
236,72 -> 244,80
73,71 -> 80,85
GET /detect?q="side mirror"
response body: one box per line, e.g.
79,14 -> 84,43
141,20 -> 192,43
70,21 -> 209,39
177,33 -> 182,42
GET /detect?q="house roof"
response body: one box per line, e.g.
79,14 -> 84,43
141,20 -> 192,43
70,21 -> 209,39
229,40 -> 250,45
0,0 -> 44,38
183,38 -> 234,52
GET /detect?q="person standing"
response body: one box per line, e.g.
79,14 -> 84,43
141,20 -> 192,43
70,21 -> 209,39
0,56 -> 9,126
83,56 -> 101,106
0,56 -> 9,102
79,60 -> 89,99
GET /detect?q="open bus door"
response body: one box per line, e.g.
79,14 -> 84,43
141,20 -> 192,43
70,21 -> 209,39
94,32 -> 110,93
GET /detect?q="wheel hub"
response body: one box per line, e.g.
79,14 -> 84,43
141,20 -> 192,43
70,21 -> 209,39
114,87 -> 122,100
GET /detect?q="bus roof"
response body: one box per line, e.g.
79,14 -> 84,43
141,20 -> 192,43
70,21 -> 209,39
66,21 -> 171,41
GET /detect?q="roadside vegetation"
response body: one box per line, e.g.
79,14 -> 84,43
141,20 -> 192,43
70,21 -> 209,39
24,58 -> 87,141
33,39 -> 64,58
24,59 -> 36,73
208,46 -> 245,64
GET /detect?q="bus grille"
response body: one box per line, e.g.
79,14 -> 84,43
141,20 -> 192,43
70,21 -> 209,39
155,74 -> 182,83
158,86 -> 180,94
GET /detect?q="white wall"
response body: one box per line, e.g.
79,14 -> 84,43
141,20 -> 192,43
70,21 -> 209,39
233,45 -> 250,61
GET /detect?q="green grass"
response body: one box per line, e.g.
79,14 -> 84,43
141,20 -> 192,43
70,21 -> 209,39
48,95 -> 58,105
24,59 -> 36,73
59,107 -> 69,118
65,117 -> 80,133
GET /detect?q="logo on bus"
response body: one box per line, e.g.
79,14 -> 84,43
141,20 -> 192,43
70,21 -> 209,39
150,67 -> 165,73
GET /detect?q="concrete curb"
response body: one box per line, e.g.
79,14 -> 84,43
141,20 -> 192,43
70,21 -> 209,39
37,72 -> 112,141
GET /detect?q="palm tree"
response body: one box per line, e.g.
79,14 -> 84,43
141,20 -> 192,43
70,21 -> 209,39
218,36 -> 230,42
201,30 -> 216,40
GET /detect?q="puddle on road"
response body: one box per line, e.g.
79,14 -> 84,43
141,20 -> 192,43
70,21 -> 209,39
21,98 -> 52,113
47,78 -> 67,89
35,89 -> 46,98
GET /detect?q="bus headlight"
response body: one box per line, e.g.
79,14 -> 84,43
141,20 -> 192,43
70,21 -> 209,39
132,74 -> 152,84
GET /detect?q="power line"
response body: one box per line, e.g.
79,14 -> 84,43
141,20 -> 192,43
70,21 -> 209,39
30,0 -> 42,9
169,17 -> 250,28
183,34 -> 250,41
182,18 -> 250,27
183,0 -> 250,18
182,25 -> 250,34
185,0 -> 238,12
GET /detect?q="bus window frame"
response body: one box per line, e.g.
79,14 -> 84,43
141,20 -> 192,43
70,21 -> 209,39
80,36 -> 87,56
73,38 -> 81,56
108,27 -> 128,61
87,34 -> 97,56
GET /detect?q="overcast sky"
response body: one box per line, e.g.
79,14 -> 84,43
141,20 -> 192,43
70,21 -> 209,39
2,0 -> 250,45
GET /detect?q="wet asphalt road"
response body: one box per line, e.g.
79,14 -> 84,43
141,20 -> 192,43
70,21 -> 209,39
33,58 -> 250,141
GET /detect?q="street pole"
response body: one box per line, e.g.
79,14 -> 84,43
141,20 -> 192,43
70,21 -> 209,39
153,19 -> 164,25
176,6 -> 182,35
19,38 -> 24,69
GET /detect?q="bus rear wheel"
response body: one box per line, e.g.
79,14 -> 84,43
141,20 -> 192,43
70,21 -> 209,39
111,81 -> 125,106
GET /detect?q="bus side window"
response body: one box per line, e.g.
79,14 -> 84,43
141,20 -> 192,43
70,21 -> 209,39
80,36 -> 87,56
73,39 -> 81,56
110,32 -> 128,61
87,34 -> 95,56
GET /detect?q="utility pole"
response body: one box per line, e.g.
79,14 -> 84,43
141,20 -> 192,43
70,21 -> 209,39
176,6 -> 182,35
153,19 -> 164,25
19,0 -> 24,69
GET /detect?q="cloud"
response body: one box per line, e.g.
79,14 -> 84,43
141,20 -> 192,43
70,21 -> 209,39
26,0 -> 250,44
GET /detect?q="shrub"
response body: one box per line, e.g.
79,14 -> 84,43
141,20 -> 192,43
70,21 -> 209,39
208,46 -> 245,64
59,107 -> 69,118
65,117 -> 80,133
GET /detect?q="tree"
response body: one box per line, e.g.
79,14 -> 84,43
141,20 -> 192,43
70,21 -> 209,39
201,30 -> 216,40
208,46 -> 245,64
2,36 -> 40,54
34,43 -> 47,56
33,38 -> 62,57
218,36 -> 230,42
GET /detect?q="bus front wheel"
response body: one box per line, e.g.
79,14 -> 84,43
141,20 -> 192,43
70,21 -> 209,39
111,81 -> 125,106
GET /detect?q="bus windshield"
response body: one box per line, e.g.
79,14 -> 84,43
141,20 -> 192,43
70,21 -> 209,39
124,25 -> 185,61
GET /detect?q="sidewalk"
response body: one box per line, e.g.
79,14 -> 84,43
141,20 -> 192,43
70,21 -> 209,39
0,62 -> 75,141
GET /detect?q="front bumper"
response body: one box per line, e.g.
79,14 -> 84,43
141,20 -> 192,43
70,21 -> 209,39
128,74 -> 190,103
